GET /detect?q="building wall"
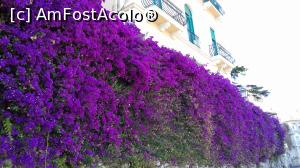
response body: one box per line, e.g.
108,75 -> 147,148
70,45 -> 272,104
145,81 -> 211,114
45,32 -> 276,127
103,0 -> 235,77
285,121 -> 300,167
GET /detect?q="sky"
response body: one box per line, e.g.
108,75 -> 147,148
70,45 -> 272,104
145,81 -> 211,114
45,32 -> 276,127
220,0 -> 300,121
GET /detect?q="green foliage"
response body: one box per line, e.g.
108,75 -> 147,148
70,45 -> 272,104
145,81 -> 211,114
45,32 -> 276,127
2,160 -> 13,168
141,101 -> 209,166
230,66 -> 247,80
230,66 -> 270,101
127,155 -> 155,168
246,85 -> 270,101
54,156 -> 68,168
3,118 -> 13,141
111,78 -> 130,92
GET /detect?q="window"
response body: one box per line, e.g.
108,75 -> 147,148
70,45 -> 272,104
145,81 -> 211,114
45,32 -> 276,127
210,28 -> 218,56
184,4 -> 195,43
153,0 -> 162,8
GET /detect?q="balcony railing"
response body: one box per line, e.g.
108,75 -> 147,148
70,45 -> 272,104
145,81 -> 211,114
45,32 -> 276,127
187,29 -> 200,47
209,43 -> 235,64
203,0 -> 225,15
142,0 -> 186,26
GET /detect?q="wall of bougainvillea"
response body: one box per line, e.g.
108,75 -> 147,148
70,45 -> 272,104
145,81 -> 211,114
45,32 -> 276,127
0,0 -> 285,167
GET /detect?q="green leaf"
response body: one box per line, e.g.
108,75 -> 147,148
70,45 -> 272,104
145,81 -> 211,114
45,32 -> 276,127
3,118 -> 13,141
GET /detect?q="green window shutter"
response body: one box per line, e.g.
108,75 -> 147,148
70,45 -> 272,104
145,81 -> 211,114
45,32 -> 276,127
185,5 -> 195,42
210,28 -> 218,55
153,0 -> 162,8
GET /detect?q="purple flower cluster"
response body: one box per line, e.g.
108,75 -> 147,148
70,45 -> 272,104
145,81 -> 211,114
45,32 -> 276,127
0,0 -> 285,167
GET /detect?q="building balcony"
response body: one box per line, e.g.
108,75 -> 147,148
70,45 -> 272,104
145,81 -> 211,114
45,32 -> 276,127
203,0 -> 225,18
142,0 -> 186,33
209,43 -> 235,64
209,42 -> 234,74
187,29 -> 200,48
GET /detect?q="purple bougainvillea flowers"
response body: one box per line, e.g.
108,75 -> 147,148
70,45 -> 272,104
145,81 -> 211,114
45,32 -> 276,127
0,0 -> 285,167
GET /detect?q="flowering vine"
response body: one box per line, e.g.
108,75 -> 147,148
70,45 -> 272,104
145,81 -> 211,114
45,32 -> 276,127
0,0 -> 285,167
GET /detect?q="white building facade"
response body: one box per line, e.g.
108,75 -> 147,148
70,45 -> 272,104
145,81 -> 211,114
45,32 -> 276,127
104,0 -> 235,77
